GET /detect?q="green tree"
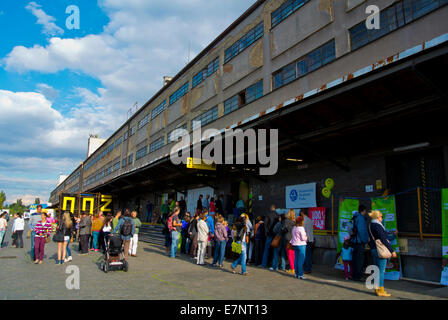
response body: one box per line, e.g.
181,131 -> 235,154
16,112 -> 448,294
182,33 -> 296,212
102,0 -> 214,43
9,199 -> 27,215
0,191 -> 5,210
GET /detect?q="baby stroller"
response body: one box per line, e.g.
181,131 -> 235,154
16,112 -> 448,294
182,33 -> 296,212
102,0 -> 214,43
100,234 -> 128,273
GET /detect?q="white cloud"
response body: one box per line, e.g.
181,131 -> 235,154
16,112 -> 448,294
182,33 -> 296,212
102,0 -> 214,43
25,2 -> 64,36
36,83 -> 59,101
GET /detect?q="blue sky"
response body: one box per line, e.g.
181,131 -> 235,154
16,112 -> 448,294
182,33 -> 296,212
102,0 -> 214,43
0,0 -> 256,205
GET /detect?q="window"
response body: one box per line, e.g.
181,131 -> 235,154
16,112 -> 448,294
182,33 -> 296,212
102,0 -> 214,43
113,161 -> 120,171
272,40 -> 336,90
168,123 -> 188,143
128,153 -> 133,165
192,106 -> 219,130
224,80 -> 263,115
151,100 -> 167,119
122,158 -> 126,168
114,136 -> 123,148
124,131 -> 129,141
192,57 -> 219,88
224,22 -> 263,63
138,114 -> 150,130
136,146 -> 148,160
349,0 -> 446,51
149,137 -> 165,153
169,82 -> 189,105
271,0 -> 311,28
129,126 -> 136,137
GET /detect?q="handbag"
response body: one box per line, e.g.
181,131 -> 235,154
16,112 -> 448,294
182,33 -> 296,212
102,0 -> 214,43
271,235 -> 281,248
231,240 -> 242,254
369,225 -> 392,259
53,225 -> 65,243
286,242 -> 293,250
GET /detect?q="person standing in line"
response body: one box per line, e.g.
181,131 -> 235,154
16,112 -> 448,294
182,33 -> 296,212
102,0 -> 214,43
204,209 -> 215,259
160,200 -> 170,224
101,214 -> 113,254
261,204 -> 279,268
216,195 -> 224,216
12,212 -> 25,248
290,216 -> 308,279
211,215 -> 228,268
180,212 -> 191,254
241,213 -> 254,264
301,209 -> 314,274
350,205 -> 369,281
231,216 -> 248,276
112,210 -> 135,261
368,210 -> 397,297
197,195 -> 203,212
168,207 -> 182,258
56,212 -> 73,265
91,213 -> 103,252
253,216 -> 265,266
64,214 -> 76,263
203,194 -> 210,212
33,212 -> 52,264
0,212 -> 7,250
209,198 -> 216,215
189,210 -> 200,259
112,211 -> 122,230
341,237 -> 354,280
197,212 -> 209,265
28,205 -> 43,259
284,209 -> 296,275
179,196 -> 187,220
129,210 -> 142,257
78,212 -> 92,255
270,214 -> 287,271
97,211 -> 105,253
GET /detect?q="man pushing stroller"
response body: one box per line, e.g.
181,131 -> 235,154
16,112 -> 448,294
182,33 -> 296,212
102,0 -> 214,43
112,210 -> 135,261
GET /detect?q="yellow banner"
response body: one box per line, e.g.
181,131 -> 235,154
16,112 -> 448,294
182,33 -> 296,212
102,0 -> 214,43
186,157 -> 216,171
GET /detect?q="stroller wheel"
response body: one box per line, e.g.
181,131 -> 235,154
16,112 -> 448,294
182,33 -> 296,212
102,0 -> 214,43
123,260 -> 128,272
104,262 -> 109,273
99,262 -> 104,271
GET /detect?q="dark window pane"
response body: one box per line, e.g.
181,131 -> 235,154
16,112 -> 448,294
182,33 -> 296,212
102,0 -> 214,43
282,63 -> 296,84
322,40 -> 336,65
297,59 -> 307,77
273,72 -> 283,89
307,49 -> 322,72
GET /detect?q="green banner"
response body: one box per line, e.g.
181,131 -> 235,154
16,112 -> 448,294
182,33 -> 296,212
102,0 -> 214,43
334,198 -> 359,270
442,189 -> 448,259
371,195 -> 401,280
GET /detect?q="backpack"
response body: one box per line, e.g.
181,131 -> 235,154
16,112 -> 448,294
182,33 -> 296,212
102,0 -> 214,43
120,219 -> 133,237
347,215 -> 358,241
167,215 -> 175,231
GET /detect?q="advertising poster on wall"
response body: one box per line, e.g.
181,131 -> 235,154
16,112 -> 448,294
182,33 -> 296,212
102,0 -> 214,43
371,195 -> 402,280
309,207 -> 326,230
441,189 -> 448,286
334,198 -> 359,270
285,183 -> 316,209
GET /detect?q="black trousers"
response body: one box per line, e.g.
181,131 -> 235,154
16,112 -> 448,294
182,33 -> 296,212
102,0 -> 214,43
80,234 -> 90,254
15,230 -> 24,248
98,230 -> 105,252
352,243 -> 366,280
254,239 -> 264,265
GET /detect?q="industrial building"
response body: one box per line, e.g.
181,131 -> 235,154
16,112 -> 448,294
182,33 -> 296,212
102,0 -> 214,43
49,0 -> 448,282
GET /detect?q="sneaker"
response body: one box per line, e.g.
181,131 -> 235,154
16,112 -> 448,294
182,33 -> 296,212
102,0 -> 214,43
299,276 -> 307,280
56,260 -> 61,265
67,256 -> 72,262
269,267 -> 277,271
95,249 -> 99,252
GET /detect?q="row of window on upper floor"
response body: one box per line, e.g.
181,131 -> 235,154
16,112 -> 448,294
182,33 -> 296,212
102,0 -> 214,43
84,158 -> 121,187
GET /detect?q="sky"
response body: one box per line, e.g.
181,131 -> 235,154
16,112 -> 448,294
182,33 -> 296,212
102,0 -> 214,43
0,0 -> 256,206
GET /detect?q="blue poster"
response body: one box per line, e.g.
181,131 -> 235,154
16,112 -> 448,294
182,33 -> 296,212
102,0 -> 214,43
285,183 -> 317,209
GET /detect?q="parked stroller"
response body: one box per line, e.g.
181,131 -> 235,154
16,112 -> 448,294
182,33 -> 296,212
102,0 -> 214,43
100,234 -> 128,273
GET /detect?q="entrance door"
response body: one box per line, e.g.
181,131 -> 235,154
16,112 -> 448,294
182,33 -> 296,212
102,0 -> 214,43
186,186 -> 214,214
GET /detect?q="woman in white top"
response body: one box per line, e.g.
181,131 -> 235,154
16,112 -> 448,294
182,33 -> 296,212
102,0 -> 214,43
290,216 -> 308,279
196,212 -> 209,265
12,213 -> 25,248
0,212 -> 8,249
102,215 -> 113,253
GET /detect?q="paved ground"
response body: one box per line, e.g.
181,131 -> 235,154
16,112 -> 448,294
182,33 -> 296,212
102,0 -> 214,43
0,223 -> 447,300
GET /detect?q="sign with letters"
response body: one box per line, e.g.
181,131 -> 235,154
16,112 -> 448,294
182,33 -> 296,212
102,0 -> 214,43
60,193 -> 113,216
309,207 -> 326,230
285,183 -> 317,209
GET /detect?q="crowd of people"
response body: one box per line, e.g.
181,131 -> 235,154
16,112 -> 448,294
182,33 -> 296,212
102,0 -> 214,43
0,198 -> 397,297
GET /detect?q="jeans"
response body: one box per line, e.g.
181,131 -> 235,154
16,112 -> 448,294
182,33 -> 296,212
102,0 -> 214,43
185,237 -> 191,254
212,240 -> 226,265
197,240 -> 207,264
343,261 -> 353,279
34,236 -> 46,261
293,245 -> 306,277
15,230 -> 24,248
352,242 -> 366,280
30,231 -> 36,259
304,242 -> 313,272
92,231 -> 100,249
261,235 -> 274,268
164,232 -> 171,248
170,231 -> 180,258
232,242 -> 247,274
0,230 -> 5,247
371,249 -> 387,287
66,236 -> 72,257
272,241 -> 286,270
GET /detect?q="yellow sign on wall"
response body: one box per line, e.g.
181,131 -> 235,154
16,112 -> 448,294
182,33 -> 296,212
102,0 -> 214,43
186,157 -> 217,171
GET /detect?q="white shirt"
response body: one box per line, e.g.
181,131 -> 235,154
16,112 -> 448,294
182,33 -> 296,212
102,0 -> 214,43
0,218 -> 7,230
103,224 -> 112,232
13,218 -> 25,232
197,219 -> 209,242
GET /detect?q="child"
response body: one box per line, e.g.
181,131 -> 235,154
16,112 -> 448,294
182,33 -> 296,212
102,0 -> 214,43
341,236 -> 354,280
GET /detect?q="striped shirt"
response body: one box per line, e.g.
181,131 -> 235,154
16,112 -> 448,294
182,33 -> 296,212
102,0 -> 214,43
34,221 -> 52,238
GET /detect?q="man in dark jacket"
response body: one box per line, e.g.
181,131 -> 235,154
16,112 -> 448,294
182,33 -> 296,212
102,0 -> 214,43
216,194 -> 224,216
350,205 -> 369,281
261,204 -> 278,268
197,195 -> 203,212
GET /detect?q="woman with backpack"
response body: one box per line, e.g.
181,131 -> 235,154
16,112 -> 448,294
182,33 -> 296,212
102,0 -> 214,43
188,210 -> 200,259
112,210 -> 135,261
168,207 -> 182,258
231,216 -> 248,275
